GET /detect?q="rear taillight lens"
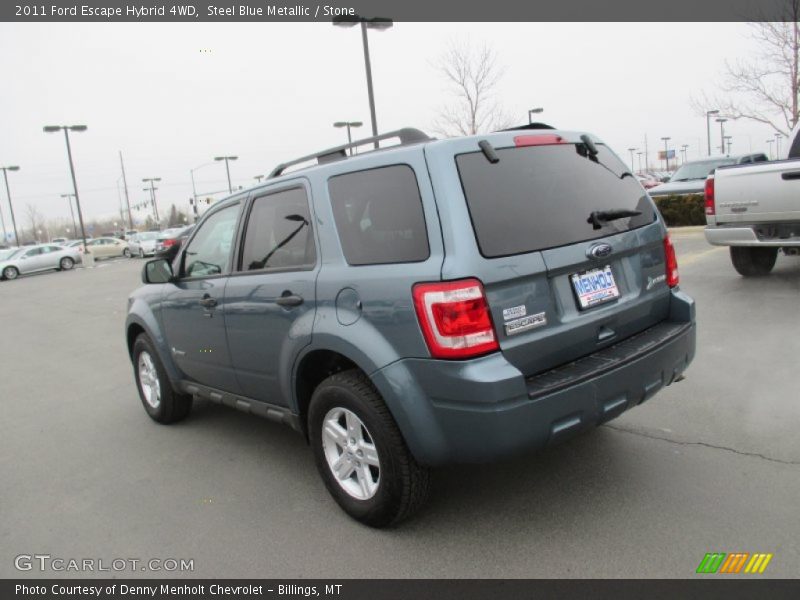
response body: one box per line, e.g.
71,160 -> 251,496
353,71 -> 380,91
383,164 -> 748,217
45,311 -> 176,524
664,235 -> 679,288
412,279 -> 499,359
163,239 -> 177,247
704,176 -> 715,215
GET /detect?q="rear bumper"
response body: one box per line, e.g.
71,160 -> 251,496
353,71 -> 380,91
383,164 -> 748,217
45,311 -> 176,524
705,225 -> 800,247
373,290 -> 695,466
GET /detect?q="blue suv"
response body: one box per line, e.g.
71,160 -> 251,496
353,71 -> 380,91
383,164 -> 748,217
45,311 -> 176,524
125,127 -> 696,527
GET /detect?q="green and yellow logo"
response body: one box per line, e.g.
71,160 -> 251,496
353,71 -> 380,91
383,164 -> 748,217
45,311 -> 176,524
696,552 -> 773,574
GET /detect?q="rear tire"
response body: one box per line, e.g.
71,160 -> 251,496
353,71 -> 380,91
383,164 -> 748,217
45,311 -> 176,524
308,369 -> 430,528
132,334 -> 193,424
138,248 -> 145,259
59,257 -> 74,271
2,266 -> 19,280
730,247 -> 777,277
123,247 -> 132,258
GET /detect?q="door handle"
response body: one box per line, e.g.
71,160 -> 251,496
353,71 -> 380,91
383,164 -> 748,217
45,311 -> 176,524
781,171 -> 800,180
276,292 -> 304,307
199,294 -> 218,308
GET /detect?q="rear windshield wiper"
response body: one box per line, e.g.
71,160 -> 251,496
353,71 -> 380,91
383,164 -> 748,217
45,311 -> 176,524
587,209 -> 642,230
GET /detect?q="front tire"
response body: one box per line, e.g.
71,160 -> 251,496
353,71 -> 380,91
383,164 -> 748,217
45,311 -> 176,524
138,248 -> 145,259
123,247 -> 132,258
730,247 -> 777,277
132,334 -> 193,424
2,266 -> 19,280
308,370 -> 430,528
59,257 -> 74,271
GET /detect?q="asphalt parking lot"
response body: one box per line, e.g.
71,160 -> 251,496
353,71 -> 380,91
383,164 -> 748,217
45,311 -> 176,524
1,228 -> 798,579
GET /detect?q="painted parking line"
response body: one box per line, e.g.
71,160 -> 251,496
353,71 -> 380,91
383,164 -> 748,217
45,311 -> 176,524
679,246 -> 725,266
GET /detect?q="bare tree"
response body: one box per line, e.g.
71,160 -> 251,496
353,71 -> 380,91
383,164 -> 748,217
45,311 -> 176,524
693,2 -> 799,136
26,203 -> 47,242
433,40 -> 514,137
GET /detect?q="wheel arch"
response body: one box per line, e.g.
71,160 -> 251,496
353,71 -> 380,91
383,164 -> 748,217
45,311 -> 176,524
293,348 -> 362,439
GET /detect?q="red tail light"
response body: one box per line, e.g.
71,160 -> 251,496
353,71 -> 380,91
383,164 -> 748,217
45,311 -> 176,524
163,238 -> 178,248
412,279 -> 499,359
704,176 -> 715,215
664,235 -> 679,288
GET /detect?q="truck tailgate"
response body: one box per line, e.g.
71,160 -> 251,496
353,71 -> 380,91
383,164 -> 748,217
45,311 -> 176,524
714,159 -> 800,223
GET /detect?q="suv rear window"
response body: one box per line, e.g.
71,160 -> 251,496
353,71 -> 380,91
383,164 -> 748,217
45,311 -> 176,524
328,165 -> 429,266
456,143 -> 657,258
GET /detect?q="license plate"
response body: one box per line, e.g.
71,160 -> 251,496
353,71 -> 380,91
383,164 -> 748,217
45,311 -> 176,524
570,265 -> 620,310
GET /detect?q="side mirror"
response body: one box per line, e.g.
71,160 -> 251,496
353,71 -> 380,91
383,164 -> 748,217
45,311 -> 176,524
142,258 -> 174,284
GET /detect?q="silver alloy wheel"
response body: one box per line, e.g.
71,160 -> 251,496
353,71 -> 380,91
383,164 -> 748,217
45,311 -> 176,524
4,267 -> 18,280
137,351 -> 161,409
60,257 -> 74,270
321,407 -> 381,500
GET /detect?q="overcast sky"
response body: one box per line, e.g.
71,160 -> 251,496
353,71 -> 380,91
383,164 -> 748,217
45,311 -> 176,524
0,21 -> 782,233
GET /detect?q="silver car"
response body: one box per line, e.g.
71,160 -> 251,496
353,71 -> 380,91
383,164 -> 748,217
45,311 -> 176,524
127,231 -> 161,258
0,244 -> 82,280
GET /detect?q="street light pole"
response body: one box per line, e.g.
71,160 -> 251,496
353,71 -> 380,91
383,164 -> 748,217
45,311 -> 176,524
724,136 -> 733,155
661,137 -> 671,171
705,109 -> 720,156
627,147 -> 637,172
716,118 -> 727,155
528,107 -> 544,124
775,133 -> 783,157
766,139 -> 774,159
681,144 -> 689,164
334,121 -> 363,155
333,15 -> 393,150
0,166 -> 20,246
214,156 -> 238,193
254,175 -> 264,183
61,193 -> 78,235
119,151 -> 133,230
636,151 -> 643,173
44,125 -> 89,252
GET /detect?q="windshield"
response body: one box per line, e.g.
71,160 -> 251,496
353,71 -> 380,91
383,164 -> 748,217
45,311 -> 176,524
1,248 -> 24,260
670,159 -> 736,182
138,232 -> 159,241
456,143 -> 656,258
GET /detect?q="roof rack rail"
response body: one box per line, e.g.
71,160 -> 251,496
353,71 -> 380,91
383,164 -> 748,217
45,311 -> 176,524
268,128 -> 432,178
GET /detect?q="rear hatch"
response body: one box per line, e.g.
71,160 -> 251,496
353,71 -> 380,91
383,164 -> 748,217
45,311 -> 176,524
450,135 -> 672,377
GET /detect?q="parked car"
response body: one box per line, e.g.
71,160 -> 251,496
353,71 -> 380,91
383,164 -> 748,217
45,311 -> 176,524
649,154 -> 768,197
51,237 -> 68,245
125,127 -> 696,527
636,174 -> 660,189
704,123 -> 800,276
0,244 -> 81,280
85,236 -> 131,259
127,231 -> 161,258
154,225 -> 194,257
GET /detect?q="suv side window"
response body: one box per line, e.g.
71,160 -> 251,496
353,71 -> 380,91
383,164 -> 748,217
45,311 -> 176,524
240,187 -> 315,272
182,204 -> 239,279
328,164 -> 429,266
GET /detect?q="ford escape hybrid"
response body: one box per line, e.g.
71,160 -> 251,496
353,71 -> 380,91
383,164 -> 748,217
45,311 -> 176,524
125,127 -> 696,527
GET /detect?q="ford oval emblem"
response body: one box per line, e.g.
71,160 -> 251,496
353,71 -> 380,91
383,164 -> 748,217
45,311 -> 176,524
588,243 -> 613,259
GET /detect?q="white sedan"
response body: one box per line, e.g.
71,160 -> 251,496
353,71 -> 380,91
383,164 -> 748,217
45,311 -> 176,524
127,231 -> 161,258
0,244 -> 82,280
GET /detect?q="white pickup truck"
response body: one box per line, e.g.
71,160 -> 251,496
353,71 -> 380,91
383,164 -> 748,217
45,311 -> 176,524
705,122 -> 800,276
